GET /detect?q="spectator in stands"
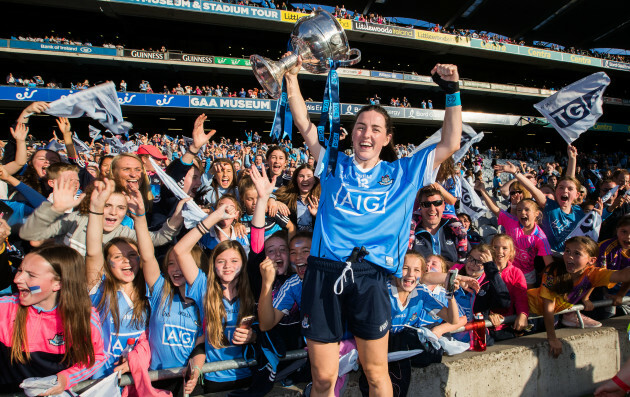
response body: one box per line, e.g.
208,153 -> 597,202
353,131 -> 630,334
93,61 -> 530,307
274,164 -> 320,232
494,147 -> 583,253
413,185 -> 468,265
119,80 -> 127,92
528,236 -> 630,358
487,234 -> 529,341
174,204 -> 256,393
85,179 -> 150,378
0,245 -> 106,394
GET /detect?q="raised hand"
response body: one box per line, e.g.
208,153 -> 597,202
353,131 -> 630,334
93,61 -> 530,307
191,113 -> 216,152
55,117 -> 71,136
214,201 -> 238,221
474,180 -> 486,192
124,186 -> 146,217
23,101 -> 49,115
282,52 -> 302,76
431,63 -> 459,82
51,175 -> 85,213
250,164 -> 276,199
259,257 -> 277,289
567,145 -> 577,159
9,123 -> 28,141
494,161 -> 518,175
307,196 -> 319,216
90,178 -> 116,212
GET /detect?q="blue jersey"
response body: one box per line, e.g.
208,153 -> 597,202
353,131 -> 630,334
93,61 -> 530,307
388,282 -> 444,333
272,274 -> 302,314
199,226 -> 250,255
90,281 -> 146,378
186,269 -> 251,383
313,145 -> 436,277
541,199 -> 585,252
147,275 -> 203,370
441,177 -> 461,217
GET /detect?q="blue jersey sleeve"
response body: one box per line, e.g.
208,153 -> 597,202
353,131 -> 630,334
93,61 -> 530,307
272,275 -> 302,314
400,144 -> 437,189
185,269 -> 207,319
147,274 -> 166,309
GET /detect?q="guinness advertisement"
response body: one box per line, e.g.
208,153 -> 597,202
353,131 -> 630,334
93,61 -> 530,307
169,52 -> 214,64
124,49 -> 166,60
352,21 -> 413,39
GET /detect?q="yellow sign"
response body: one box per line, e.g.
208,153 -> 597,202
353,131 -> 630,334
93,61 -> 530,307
337,18 -> 352,30
414,30 -> 471,47
281,10 -> 308,23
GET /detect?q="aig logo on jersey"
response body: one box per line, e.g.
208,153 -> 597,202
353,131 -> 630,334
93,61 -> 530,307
163,324 -> 196,348
333,184 -> 389,216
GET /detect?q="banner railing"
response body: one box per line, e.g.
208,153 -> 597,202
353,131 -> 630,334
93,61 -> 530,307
67,297 -> 629,392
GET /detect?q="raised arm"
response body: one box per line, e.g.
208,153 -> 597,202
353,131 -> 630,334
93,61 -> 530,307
181,114 -> 216,165
86,179 -> 116,290
495,161 -> 548,208
56,117 -> 77,160
499,178 -> 517,199
283,53 -> 322,160
258,257 -> 285,331
128,186 -> 160,289
251,165 -> 276,228
2,123 -> 29,175
431,64 -> 462,169
16,101 -> 49,125
429,182 -> 457,206
566,145 -> 577,179
474,179 -> 501,217
173,203 -> 237,285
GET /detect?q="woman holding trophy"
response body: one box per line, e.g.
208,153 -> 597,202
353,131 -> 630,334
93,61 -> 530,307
281,57 -> 463,397
249,9 -> 463,396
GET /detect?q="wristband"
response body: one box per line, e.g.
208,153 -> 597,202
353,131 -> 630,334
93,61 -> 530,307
88,210 -> 104,215
612,375 -> 630,392
188,147 -> 199,155
431,73 -> 460,94
128,210 -> 145,217
445,92 -> 461,108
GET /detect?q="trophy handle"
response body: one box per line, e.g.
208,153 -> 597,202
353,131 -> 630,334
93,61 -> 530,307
338,48 -> 361,67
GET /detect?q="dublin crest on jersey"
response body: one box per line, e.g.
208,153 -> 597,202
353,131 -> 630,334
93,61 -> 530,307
378,175 -> 393,186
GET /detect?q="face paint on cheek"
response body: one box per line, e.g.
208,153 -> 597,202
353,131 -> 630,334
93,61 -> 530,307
29,286 -> 42,294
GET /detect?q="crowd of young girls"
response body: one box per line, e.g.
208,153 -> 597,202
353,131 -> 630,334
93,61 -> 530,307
1,95 -> 630,397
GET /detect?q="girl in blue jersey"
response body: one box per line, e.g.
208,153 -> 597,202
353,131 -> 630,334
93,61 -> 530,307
85,179 -> 149,379
128,191 -> 204,396
173,204 -> 256,393
283,53 -> 463,396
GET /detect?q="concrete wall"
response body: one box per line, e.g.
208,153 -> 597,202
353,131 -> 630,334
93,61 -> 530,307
265,316 -> 630,397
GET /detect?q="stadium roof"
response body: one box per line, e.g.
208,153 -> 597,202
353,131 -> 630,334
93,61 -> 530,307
303,0 -> 629,51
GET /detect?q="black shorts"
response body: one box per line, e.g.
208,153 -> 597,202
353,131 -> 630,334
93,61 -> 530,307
300,256 -> 391,343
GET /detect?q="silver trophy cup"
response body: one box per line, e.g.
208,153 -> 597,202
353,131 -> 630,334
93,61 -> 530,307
250,9 -> 361,99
